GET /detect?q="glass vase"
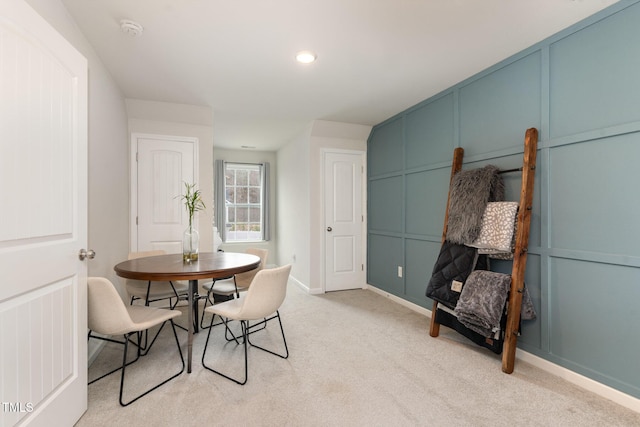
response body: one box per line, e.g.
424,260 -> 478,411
183,225 -> 199,262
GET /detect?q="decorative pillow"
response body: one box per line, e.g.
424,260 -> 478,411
468,202 -> 518,253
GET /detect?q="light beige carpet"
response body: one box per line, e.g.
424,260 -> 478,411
76,283 -> 640,426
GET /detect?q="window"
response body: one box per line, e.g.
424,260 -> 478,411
216,162 -> 269,242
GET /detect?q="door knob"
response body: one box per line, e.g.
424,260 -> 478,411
326,227 -> 332,232
79,249 -> 96,261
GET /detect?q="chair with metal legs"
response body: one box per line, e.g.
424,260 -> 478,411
126,250 -> 190,344
199,248 -> 268,329
126,250 -> 189,309
87,277 -> 185,406
201,264 -> 291,385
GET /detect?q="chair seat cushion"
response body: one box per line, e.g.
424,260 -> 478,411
205,295 -> 275,321
202,278 -> 246,296
126,305 -> 182,333
204,297 -> 244,319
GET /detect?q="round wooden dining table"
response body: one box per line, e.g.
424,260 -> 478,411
114,252 -> 261,373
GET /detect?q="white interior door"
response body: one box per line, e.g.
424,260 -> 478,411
324,150 -> 365,292
0,1 -> 88,425
132,134 -> 197,253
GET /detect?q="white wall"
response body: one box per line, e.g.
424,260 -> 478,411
277,120 -> 371,293
213,148 -> 277,264
23,2 -> 373,299
126,99 -> 215,253
26,0 -> 130,295
277,125 -> 313,289
309,121 -> 371,292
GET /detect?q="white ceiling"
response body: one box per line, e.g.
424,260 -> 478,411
60,0 -> 619,151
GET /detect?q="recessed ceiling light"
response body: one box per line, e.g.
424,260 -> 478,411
241,145 -> 256,149
295,51 -> 317,64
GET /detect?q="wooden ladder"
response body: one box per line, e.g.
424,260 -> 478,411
428,127 -> 538,374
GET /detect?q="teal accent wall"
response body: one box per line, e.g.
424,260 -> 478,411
367,1 -> 640,399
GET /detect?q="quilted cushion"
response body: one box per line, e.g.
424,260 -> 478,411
426,241 -> 485,309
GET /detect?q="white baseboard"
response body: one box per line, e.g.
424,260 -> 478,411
364,284 -> 640,414
88,337 -> 107,366
365,284 -> 432,317
289,274 -> 324,295
517,350 -> 640,413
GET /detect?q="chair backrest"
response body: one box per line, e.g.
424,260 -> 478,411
126,250 -> 171,289
237,264 -> 291,320
88,277 -> 135,335
234,248 -> 269,289
128,250 -> 165,260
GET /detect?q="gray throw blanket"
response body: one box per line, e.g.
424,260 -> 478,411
446,165 -> 504,245
454,270 -> 510,338
521,286 -> 537,320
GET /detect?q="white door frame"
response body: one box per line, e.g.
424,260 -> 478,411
321,148 -> 367,292
130,133 -> 199,252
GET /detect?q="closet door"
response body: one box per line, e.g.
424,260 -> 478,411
324,150 -> 365,292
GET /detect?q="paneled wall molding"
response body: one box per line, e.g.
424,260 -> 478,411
368,171 -> 404,181
549,250 -> 640,269
402,161 -> 458,177
449,146 -> 531,165
368,0 -> 640,401
546,124 -> 640,149
404,234 -> 441,243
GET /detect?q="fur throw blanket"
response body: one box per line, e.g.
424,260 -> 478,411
446,165 -> 504,245
454,270 -> 511,338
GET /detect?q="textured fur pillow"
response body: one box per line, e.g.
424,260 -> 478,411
469,201 -> 519,253
446,165 -> 504,245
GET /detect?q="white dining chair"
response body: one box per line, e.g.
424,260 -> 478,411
87,277 -> 185,406
201,264 -> 291,385
199,248 -> 268,329
126,250 -> 189,309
